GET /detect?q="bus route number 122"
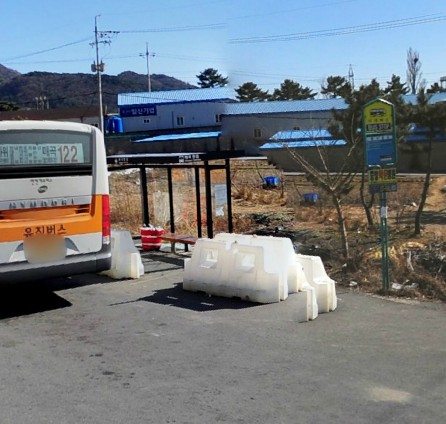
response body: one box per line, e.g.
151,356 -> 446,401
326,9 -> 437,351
57,144 -> 79,163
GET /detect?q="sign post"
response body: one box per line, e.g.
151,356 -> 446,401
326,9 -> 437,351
363,98 -> 397,293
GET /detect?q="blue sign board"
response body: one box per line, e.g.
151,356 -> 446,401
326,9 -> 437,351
364,133 -> 397,166
120,105 -> 157,117
363,99 -> 397,167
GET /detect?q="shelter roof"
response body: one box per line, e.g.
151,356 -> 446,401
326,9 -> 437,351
107,150 -> 245,166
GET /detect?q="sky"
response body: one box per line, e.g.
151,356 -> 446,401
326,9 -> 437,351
1,0 -> 446,96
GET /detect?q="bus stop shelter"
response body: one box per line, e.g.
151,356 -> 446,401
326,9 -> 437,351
106,151 -> 245,239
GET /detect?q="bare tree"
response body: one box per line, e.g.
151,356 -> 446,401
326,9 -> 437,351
407,90 -> 446,235
406,48 -> 424,95
286,134 -> 360,260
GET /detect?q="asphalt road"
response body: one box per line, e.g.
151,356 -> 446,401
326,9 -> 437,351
1,251 -> 445,424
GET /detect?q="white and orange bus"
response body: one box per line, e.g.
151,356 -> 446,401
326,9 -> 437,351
0,120 -> 111,283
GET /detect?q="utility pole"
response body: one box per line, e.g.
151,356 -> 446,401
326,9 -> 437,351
140,42 -> 155,92
91,15 -> 119,132
93,15 -> 104,133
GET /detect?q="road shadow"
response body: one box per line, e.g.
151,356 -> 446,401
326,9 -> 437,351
139,282 -> 260,312
0,284 -> 72,320
139,250 -> 188,275
43,273 -> 116,291
0,272 -> 119,319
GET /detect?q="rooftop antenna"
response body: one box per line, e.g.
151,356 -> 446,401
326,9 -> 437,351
348,64 -> 355,91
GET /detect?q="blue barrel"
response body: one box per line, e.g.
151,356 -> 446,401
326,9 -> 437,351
106,116 -> 124,133
263,176 -> 279,188
303,193 -> 318,204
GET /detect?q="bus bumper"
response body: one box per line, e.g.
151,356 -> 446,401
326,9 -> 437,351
0,245 -> 112,284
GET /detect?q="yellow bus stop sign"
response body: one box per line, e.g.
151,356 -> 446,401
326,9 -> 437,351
363,98 -> 397,167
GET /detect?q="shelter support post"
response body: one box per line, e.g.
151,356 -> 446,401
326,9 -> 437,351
167,167 -> 175,234
204,161 -> 213,238
139,166 -> 150,226
194,167 -> 203,238
225,158 -> 233,233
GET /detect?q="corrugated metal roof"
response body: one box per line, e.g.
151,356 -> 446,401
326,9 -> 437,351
118,87 -> 233,106
133,131 -> 221,143
223,98 -> 347,116
403,92 -> 446,105
118,89 -> 446,117
260,128 -> 346,149
405,125 -> 446,143
270,129 -> 333,141
261,139 -> 347,149
222,93 -> 446,116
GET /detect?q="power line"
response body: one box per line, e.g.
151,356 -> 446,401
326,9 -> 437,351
4,58 -> 93,65
229,13 -> 446,44
1,37 -> 92,61
1,22 -> 225,66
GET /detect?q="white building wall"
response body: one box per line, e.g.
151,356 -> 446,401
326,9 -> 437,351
221,111 -> 333,154
121,101 -> 227,133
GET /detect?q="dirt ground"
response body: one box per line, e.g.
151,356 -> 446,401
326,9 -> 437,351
109,161 -> 446,302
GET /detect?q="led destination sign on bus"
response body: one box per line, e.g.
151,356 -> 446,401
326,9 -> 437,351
0,143 -> 85,165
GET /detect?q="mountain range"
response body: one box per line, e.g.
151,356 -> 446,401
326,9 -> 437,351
0,64 -> 195,112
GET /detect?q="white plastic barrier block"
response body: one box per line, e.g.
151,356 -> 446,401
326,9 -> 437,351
288,261 -> 308,294
183,234 -> 337,318
214,233 -> 296,300
227,243 -> 281,303
289,284 -> 319,322
183,239 -> 229,292
183,237 -> 282,303
102,230 -> 144,279
295,254 -> 337,312
301,282 -> 319,320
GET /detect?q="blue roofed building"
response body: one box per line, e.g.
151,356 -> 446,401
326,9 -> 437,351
117,86 -> 234,133
109,89 -> 348,155
258,128 -> 350,172
402,92 -> 446,105
220,98 -> 347,155
105,86 -> 235,154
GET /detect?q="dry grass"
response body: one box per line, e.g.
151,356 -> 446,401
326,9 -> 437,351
109,172 -> 142,233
